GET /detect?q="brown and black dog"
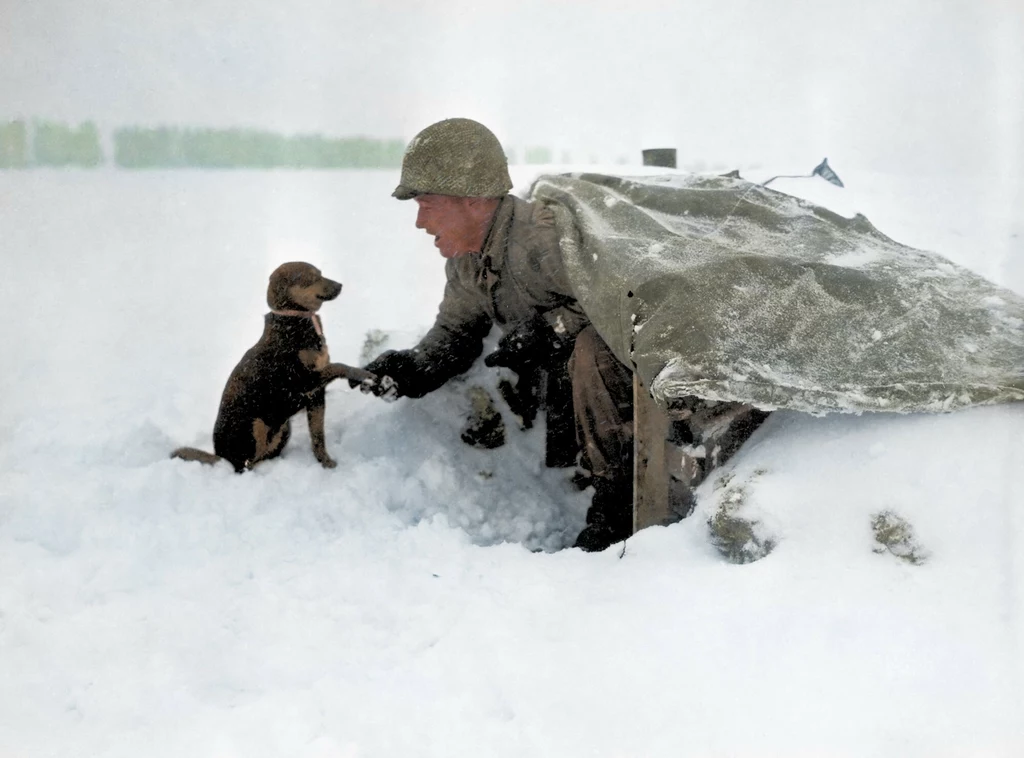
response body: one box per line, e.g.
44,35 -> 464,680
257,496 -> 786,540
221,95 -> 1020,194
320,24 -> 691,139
172,262 -> 375,472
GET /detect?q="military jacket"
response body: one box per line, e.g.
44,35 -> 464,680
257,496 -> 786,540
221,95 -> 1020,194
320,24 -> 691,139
413,194 -> 589,378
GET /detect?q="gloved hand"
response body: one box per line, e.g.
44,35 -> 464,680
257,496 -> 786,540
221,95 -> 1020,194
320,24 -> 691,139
350,349 -> 428,399
484,315 -> 569,372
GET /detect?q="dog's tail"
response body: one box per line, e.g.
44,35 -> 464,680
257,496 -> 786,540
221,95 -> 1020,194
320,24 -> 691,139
170,447 -> 222,466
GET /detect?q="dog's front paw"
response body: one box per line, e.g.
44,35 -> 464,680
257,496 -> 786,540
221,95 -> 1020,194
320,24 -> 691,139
318,456 -> 337,469
346,367 -> 377,385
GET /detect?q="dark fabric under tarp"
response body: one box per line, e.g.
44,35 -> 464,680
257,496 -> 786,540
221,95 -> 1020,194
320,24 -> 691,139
530,173 -> 1024,415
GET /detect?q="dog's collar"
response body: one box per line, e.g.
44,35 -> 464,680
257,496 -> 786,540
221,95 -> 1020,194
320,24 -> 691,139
271,309 -> 323,338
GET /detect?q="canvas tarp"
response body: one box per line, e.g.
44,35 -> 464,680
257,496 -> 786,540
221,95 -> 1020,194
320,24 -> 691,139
530,172 -> 1024,415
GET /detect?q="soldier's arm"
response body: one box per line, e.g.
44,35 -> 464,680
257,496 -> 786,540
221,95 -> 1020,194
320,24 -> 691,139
399,262 -> 493,393
528,202 -> 590,340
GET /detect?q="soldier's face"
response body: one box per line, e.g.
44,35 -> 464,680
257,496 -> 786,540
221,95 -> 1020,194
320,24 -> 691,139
414,195 -> 495,259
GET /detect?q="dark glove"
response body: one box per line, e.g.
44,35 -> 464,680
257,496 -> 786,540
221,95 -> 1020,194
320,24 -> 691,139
484,315 -> 570,372
350,349 -> 429,399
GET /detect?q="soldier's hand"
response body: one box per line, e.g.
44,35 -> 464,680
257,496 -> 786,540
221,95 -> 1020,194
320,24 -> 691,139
350,349 -> 426,399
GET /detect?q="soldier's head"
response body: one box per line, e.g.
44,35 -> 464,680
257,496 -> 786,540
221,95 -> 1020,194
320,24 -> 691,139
393,118 -> 511,259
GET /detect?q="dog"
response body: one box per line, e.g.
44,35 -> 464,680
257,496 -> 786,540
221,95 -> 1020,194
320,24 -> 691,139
172,261 -> 375,472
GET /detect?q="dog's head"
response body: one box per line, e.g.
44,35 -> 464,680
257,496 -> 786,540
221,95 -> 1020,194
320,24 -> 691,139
266,262 -> 342,312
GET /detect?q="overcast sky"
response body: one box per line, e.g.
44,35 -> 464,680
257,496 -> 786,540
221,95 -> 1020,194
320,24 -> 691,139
3,0 -> 1022,173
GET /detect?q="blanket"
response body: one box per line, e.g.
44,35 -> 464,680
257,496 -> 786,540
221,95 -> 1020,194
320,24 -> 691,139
530,172 -> 1024,414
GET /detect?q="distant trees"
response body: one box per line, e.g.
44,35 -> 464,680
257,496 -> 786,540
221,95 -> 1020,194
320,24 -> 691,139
1,119 -> 562,171
1,119 -> 103,167
0,120 -> 28,168
524,146 -> 553,165
113,126 -> 406,169
33,120 -> 104,167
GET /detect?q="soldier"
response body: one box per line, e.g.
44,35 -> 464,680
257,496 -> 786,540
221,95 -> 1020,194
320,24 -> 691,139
359,117 -> 635,552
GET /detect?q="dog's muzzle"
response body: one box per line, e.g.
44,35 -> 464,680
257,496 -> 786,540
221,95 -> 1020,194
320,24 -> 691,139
320,279 -> 343,301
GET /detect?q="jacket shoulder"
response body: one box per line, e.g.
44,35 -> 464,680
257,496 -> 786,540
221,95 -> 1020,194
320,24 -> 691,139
510,194 -> 556,230
507,196 -> 562,274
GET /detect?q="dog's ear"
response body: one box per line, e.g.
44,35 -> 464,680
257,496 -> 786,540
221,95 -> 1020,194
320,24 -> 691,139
267,262 -> 319,309
267,266 -> 293,310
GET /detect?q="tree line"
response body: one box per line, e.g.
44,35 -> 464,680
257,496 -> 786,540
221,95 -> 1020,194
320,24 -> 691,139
1,120 -> 103,168
112,126 -> 407,169
1,119 -> 562,169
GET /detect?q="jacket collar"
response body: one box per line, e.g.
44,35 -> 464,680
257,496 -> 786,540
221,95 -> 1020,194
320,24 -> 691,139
479,194 -> 516,267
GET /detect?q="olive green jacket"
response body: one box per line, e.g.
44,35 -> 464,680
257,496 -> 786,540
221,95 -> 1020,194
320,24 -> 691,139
410,194 -> 589,389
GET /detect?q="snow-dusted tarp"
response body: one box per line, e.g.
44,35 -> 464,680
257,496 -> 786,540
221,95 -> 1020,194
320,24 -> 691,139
531,173 -> 1024,414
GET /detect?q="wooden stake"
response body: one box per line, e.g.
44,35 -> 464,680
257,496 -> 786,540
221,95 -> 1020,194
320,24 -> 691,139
632,373 -> 673,534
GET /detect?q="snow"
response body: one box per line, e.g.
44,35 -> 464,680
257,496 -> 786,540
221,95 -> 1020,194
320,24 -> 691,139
1,165 -> 1023,757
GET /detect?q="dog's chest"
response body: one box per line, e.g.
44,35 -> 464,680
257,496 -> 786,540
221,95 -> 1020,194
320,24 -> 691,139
296,315 -> 330,371
302,341 -> 330,371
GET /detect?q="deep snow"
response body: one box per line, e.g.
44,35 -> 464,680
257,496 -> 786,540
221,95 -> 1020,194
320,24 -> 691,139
1,166 -> 1022,757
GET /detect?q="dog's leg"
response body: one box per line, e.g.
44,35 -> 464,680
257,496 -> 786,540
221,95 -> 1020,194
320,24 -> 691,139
247,418 -> 292,469
320,363 -> 376,386
171,447 -> 221,466
263,420 -> 291,461
248,418 -> 272,469
306,389 -> 336,469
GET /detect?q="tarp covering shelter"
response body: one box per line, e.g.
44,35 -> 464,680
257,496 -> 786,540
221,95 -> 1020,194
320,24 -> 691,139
531,173 -> 1024,415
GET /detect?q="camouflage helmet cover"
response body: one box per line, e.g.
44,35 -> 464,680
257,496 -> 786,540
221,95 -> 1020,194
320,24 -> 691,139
392,118 -> 513,200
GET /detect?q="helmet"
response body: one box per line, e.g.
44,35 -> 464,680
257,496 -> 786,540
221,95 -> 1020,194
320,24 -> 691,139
392,118 -> 513,200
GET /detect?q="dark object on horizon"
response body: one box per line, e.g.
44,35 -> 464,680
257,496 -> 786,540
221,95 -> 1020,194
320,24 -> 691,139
762,157 -> 845,188
642,148 -> 677,168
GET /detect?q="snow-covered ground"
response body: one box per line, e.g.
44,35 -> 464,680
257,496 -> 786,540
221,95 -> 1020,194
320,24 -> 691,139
1,165 -> 1022,757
